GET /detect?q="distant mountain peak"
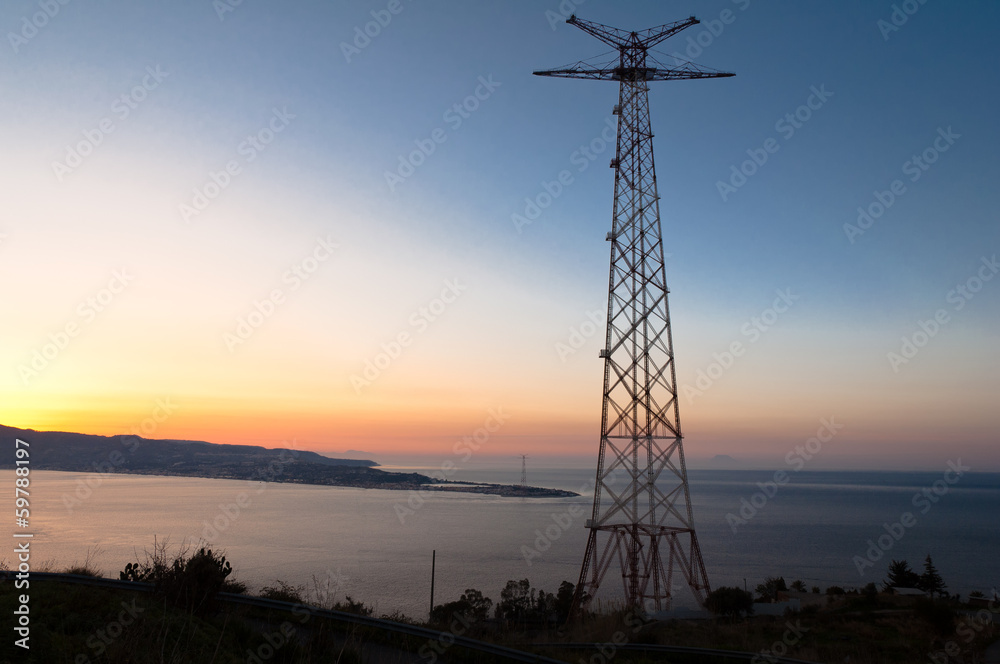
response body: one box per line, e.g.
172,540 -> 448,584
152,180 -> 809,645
708,454 -> 742,469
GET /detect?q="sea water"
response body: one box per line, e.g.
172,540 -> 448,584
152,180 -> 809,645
11,467 -> 999,619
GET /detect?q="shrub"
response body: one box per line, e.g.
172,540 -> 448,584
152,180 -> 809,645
259,580 -> 304,604
65,565 -> 100,577
333,596 -> 373,616
705,586 -> 754,620
119,543 -> 240,614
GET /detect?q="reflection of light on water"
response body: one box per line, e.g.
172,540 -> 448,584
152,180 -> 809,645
17,468 -> 1000,618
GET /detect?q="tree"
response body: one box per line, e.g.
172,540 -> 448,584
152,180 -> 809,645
535,589 -> 556,617
754,576 -> 787,602
883,559 -> 920,591
856,582 -> 879,607
497,579 -> 534,624
431,588 -> 492,626
430,599 -> 472,625
554,581 -> 575,624
705,586 -> 754,620
918,555 -> 947,597
790,580 -> 806,592
460,588 -> 493,622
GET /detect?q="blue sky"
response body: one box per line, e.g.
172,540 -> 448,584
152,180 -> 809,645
2,0 -> 998,469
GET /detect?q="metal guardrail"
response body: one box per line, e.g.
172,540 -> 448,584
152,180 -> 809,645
4,572 -> 825,663
2,571 -> 564,663
534,642 -> 821,664
218,592 -> 568,663
1,571 -> 154,592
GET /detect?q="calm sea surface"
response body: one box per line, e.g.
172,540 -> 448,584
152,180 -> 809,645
10,467 -> 1000,618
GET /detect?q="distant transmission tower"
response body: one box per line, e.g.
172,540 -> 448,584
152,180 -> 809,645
535,15 -> 733,614
519,455 -> 528,486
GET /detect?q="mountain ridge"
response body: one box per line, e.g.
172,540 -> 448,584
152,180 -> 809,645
0,424 -> 378,471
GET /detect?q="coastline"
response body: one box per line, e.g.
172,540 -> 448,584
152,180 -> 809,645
21,466 -> 580,498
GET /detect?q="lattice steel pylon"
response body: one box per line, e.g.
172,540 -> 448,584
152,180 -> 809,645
534,15 -> 733,614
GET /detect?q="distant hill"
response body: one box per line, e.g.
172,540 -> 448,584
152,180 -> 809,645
319,449 -> 380,462
0,425 -> 378,473
0,425 -> 576,497
707,454 -> 742,469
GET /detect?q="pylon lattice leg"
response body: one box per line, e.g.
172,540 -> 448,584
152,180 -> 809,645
571,60 -> 709,617
533,13 -> 733,618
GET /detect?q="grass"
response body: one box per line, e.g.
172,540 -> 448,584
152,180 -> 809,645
2,561 -> 996,663
519,600 -> 999,664
0,579 -> 375,664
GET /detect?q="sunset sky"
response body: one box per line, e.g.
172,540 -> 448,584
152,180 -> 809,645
2,0 -> 998,470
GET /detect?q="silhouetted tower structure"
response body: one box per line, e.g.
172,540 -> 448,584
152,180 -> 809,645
520,455 -> 528,487
534,15 -> 733,613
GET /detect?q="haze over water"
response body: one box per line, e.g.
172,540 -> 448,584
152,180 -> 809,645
22,466 -> 1000,617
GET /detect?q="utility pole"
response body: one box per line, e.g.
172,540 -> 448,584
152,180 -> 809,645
430,550 -> 436,618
